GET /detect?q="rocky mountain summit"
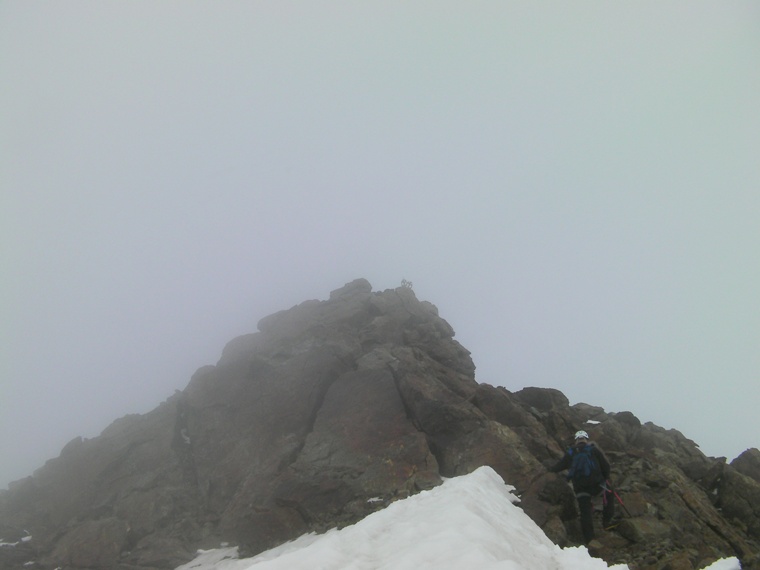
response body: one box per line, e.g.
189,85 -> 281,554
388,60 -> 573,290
1,279 -> 759,570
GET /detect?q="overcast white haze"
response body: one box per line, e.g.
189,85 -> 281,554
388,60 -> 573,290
2,2 -> 759,490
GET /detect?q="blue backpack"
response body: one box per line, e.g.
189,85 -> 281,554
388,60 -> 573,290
566,444 -> 603,485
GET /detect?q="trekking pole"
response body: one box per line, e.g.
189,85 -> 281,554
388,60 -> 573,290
605,480 -> 632,518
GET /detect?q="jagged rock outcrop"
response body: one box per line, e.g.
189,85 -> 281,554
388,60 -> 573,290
733,449 -> 760,484
0,279 -> 758,570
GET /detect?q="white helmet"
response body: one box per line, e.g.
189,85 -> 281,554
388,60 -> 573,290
574,430 -> 590,440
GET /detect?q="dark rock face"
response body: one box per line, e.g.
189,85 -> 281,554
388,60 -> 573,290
1,279 -> 758,570
733,449 -> 760,484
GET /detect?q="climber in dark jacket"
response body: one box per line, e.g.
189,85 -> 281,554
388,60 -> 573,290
549,430 -> 615,544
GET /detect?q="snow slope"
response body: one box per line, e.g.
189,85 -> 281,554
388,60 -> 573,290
176,467 -> 740,570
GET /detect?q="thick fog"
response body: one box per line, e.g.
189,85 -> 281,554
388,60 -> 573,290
2,2 -> 759,489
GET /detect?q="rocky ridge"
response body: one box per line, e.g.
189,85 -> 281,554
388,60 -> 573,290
1,279 -> 758,570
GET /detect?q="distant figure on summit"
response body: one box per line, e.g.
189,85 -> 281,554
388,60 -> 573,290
548,430 -> 615,544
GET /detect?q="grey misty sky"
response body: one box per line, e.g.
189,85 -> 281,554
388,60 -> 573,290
2,2 -> 759,488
